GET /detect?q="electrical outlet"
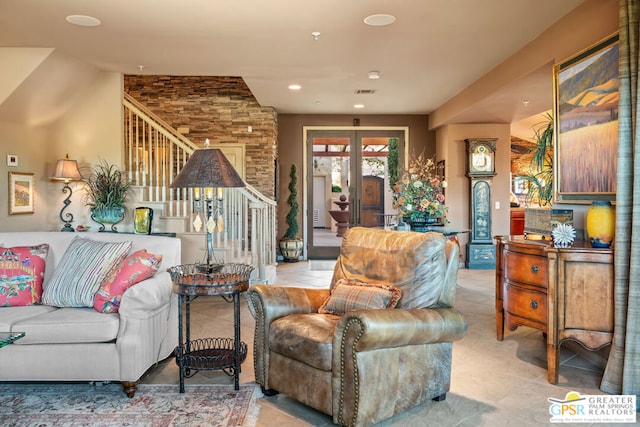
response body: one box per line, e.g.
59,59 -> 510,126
495,201 -> 500,209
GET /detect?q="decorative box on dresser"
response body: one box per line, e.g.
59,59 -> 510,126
495,235 -> 614,384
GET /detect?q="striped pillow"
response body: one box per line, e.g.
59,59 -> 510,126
318,279 -> 402,315
42,237 -> 132,308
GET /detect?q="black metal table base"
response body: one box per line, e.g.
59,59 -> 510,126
176,293 -> 245,392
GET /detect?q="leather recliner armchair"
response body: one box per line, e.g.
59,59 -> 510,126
247,227 -> 468,427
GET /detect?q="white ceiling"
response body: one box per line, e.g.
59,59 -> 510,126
0,0 -> 583,130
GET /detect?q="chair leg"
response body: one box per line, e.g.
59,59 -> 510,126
432,393 -> 446,402
262,387 -> 279,397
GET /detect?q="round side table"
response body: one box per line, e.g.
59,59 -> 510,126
169,263 -> 253,392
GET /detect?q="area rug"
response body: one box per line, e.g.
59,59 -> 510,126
0,382 -> 260,426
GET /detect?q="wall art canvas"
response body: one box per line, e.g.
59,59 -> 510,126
554,33 -> 619,203
9,172 -> 35,215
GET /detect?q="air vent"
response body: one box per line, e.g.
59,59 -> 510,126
354,89 -> 376,95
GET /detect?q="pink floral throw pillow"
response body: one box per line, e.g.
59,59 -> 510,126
93,249 -> 162,313
0,244 -> 49,307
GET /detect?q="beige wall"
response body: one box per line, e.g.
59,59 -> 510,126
430,0 -> 619,128
0,121 -> 50,230
436,124 -> 511,260
0,49 -> 123,232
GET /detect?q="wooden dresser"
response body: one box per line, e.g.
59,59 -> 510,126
495,236 -> 614,383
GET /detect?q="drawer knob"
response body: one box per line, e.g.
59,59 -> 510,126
531,300 -> 538,310
531,264 -> 539,274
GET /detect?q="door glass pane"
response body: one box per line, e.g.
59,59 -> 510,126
312,137 -> 350,248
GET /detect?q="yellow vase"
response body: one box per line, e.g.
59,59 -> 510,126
586,201 -> 615,248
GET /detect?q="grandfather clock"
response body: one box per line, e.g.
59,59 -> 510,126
465,138 -> 497,269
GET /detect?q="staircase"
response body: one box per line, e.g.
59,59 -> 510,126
122,93 -> 277,283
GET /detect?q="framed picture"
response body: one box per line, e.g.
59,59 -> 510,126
7,154 -> 18,167
513,176 -> 529,195
8,172 -> 35,215
554,33 -> 619,204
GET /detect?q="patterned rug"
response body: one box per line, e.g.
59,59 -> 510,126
0,382 -> 260,426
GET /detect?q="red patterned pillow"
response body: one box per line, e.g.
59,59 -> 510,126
0,244 -> 49,307
93,249 -> 162,313
318,279 -> 402,315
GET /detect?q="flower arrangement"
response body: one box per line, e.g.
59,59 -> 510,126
393,154 -> 448,223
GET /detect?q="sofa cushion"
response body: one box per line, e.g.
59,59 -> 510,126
0,244 -> 49,307
42,237 -> 132,308
318,279 -> 401,315
12,307 -> 119,345
270,313 -> 340,371
93,249 -> 162,314
0,305 -> 57,331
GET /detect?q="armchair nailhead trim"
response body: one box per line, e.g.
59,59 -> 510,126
338,317 -> 365,427
248,293 -> 268,387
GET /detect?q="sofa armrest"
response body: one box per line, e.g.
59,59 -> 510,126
247,285 -> 329,389
119,271 -> 173,319
334,307 -> 467,353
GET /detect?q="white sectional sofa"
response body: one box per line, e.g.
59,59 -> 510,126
0,232 -> 181,397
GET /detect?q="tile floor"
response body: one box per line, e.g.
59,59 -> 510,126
141,262 -> 620,426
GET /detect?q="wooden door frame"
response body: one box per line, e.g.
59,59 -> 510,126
302,126 -> 409,260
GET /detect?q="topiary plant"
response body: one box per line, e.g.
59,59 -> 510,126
387,137 -> 399,192
283,164 -> 300,239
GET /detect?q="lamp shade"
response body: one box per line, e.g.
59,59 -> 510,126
51,155 -> 82,182
170,148 -> 245,188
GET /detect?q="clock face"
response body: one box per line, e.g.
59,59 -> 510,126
471,145 -> 493,173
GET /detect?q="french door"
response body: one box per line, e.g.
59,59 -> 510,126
306,128 -> 405,259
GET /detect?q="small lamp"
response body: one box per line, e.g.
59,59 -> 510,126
170,139 -> 245,269
50,154 -> 83,232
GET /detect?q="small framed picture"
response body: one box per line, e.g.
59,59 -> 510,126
513,176 -> 529,195
8,172 -> 35,215
7,154 -> 18,167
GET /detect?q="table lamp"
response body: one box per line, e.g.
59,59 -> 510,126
170,139 -> 245,269
50,154 -> 83,232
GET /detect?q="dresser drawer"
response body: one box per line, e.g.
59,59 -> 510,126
504,282 -> 547,326
504,250 -> 548,288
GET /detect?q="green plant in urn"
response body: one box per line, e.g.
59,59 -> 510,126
84,160 -> 132,232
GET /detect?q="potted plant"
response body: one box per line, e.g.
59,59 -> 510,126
279,164 -> 303,262
522,112 -> 554,207
83,160 -> 132,231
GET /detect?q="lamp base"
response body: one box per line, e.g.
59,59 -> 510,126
61,223 -> 75,232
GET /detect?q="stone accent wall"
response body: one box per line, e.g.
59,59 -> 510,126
124,76 -> 277,199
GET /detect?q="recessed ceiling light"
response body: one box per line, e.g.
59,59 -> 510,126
368,71 -> 380,80
65,14 -> 101,27
523,100 -> 530,107
311,31 -> 321,40
288,84 -> 302,90
354,104 -> 365,109
364,14 -> 396,27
